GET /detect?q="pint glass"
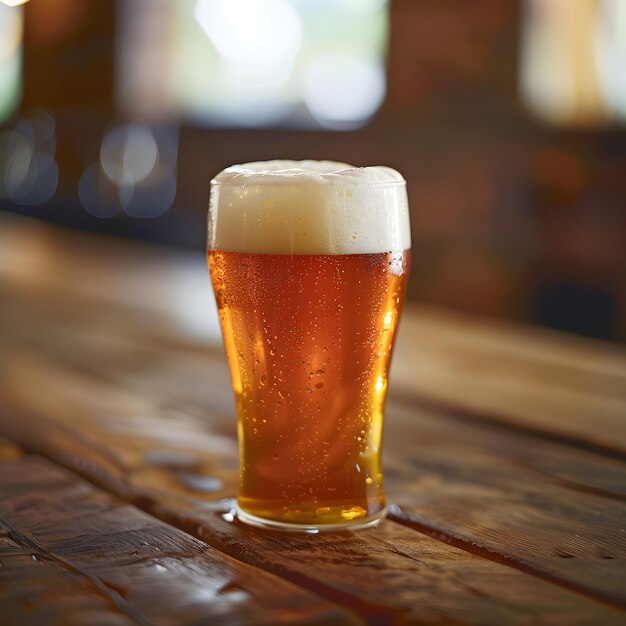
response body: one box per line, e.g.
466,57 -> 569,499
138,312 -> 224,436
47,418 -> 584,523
208,160 -> 410,531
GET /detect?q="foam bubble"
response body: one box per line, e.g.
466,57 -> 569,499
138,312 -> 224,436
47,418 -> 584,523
208,160 -> 410,254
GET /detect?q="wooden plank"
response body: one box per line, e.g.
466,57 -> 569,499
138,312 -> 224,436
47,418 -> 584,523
1,212 -> 625,452
0,534 -> 138,626
392,310 -> 626,455
186,509 -> 626,626
0,455 -> 358,626
0,352 -> 624,624
384,402 -> 626,607
0,213 -> 223,342
0,442 -> 138,626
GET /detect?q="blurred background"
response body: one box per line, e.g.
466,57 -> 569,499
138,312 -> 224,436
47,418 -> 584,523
0,0 -> 624,343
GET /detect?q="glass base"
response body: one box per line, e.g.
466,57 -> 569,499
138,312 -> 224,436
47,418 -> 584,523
236,505 -> 388,533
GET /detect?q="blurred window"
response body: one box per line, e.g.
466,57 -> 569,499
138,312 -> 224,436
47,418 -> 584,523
520,0 -> 626,125
116,0 -> 389,130
0,3 -> 23,124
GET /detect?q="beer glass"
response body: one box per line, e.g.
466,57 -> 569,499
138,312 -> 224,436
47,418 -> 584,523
208,160 -> 410,531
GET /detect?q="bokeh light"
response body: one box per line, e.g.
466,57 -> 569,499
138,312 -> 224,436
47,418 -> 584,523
100,123 -> 159,186
0,110 -> 58,205
120,168 -> 177,219
80,122 -> 178,220
0,1 -> 29,8
303,54 -> 385,129
596,0 -> 626,120
78,162 -> 122,220
118,0 -> 389,129
520,0 -> 626,125
194,0 -> 302,84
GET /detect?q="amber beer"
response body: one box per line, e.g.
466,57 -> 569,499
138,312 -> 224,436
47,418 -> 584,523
208,160 -> 410,531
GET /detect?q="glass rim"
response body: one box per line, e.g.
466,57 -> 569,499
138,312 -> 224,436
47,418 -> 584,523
210,177 -> 407,189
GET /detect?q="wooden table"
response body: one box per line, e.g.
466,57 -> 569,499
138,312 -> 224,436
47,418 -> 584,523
1,212 -> 625,625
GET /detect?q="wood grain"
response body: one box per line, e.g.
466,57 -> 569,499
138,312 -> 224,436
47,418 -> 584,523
0,455 -> 358,626
0,441 -> 137,626
392,311 -> 626,455
0,533 -> 138,626
0,351 -> 624,624
384,402 -> 626,607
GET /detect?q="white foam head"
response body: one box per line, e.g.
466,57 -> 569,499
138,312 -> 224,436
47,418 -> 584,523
208,160 -> 410,254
